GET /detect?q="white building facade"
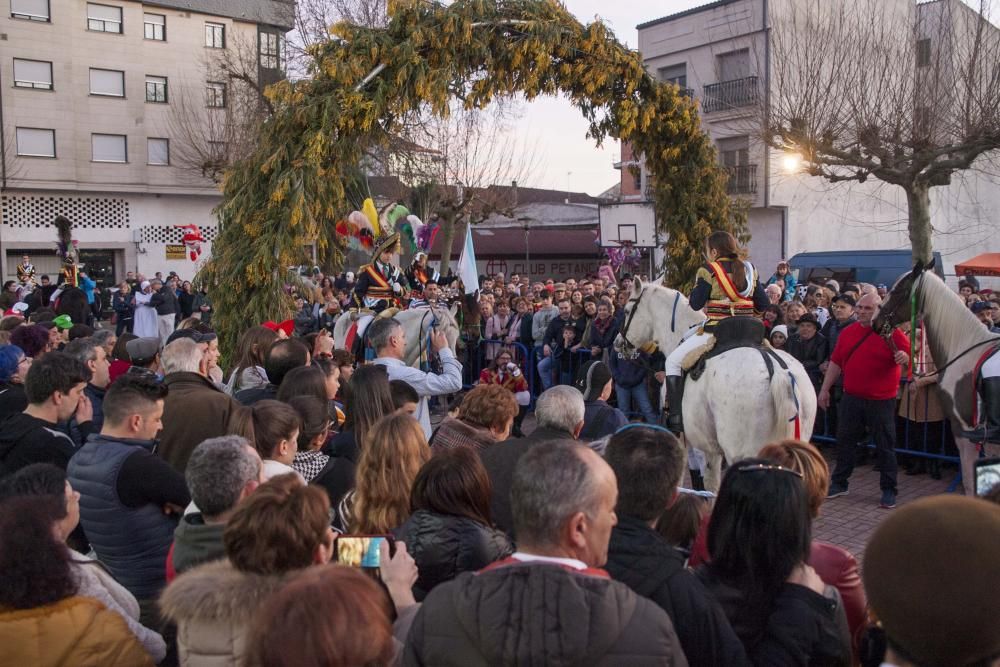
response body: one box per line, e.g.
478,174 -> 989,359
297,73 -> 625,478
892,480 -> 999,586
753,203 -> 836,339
633,0 -> 1000,281
0,0 -> 293,289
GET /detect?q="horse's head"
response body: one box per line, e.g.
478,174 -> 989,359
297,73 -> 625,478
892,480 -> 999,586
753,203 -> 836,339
614,277 -> 655,353
873,259 -> 936,336
452,292 -> 482,347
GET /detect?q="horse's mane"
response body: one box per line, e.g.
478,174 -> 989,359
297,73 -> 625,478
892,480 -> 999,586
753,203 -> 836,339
918,272 -> 996,357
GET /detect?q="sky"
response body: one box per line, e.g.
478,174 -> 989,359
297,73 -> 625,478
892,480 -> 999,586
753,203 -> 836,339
508,0 -> 707,196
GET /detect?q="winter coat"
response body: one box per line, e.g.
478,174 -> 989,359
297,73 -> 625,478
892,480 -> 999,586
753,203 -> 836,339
478,426 -> 578,538
430,417 -> 497,454
0,412 -> 76,477
0,381 -> 28,422
168,513 -> 226,581
580,399 -> 628,441
586,315 -> 619,353
697,567 -> 851,666
395,509 -> 513,600
0,596 -> 154,667
150,285 -> 178,316
159,371 -> 243,473
605,516 -> 749,667
159,560 -> 298,667
609,349 -> 651,389
403,560 -> 689,666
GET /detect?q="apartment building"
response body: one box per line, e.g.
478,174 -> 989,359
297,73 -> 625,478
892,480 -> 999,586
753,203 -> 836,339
626,0 -> 1000,278
0,0 -> 294,288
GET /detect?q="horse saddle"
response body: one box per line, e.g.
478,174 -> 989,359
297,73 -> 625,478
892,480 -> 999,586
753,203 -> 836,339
346,314 -> 375,361
689,316 -> 768,382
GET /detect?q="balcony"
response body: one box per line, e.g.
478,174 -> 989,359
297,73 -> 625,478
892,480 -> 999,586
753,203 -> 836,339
725,164 -> 758,195
702,76 -> 758,113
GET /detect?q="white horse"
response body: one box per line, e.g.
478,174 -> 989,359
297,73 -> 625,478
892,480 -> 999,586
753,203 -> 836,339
333,305 -> 463,369
874,264 -> 1000,494
614,278 -> 817,491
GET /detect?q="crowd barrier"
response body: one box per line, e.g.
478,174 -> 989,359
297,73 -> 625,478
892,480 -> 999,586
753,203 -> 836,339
810,378 -> 964,491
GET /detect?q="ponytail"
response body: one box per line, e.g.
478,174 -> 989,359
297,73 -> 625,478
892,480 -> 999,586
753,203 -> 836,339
707,231 -> 748,292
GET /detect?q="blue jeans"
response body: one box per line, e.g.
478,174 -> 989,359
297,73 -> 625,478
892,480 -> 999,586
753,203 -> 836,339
537,355 -> 554,390
616,383 -> 658,423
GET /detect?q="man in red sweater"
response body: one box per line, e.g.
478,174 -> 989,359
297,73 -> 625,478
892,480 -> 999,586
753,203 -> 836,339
819,293 -> 910,508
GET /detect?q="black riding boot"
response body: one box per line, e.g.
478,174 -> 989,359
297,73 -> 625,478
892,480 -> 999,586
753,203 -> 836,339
963,377 -> 1000,444
689,468 -> 705,491
666,375 -> 685,434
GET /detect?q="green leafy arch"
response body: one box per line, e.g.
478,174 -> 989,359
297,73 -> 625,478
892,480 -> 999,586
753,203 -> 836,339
201,0 -> 744,354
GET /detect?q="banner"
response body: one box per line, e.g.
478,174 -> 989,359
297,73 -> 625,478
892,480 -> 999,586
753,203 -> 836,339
457,225 -> 479,294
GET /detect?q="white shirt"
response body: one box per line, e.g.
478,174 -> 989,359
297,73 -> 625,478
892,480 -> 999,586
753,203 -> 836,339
262,459 -> 304,482
511,551 -> 587,571
373,350 -> 463,438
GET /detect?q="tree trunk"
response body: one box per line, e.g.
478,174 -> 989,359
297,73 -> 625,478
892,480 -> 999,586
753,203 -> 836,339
905,182 -> 933,264
437,212 -> 458,276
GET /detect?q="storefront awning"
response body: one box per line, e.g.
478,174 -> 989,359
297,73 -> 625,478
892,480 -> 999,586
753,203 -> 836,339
955,253 -> 1000,277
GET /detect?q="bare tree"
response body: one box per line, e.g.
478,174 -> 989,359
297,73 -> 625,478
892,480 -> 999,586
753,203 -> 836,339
168,33 -> 273,184
765,0 -> 1000,262
389,99 -> 539,274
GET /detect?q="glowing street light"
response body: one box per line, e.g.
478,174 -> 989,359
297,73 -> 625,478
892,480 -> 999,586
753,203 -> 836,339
781,152 -> 802,174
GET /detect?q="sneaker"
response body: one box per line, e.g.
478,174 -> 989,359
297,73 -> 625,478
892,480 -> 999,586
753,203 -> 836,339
826,484 -> 849,499
879,490 -> 897,509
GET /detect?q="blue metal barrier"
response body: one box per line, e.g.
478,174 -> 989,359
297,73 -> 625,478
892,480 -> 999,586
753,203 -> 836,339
810,378 -> 963,490
460,339 -> 535,401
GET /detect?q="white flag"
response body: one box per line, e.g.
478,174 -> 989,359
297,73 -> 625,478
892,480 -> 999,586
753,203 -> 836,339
457,224 -> 479,295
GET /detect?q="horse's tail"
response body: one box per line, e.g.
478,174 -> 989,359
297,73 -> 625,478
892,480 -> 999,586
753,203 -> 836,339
769,362 -> 805,441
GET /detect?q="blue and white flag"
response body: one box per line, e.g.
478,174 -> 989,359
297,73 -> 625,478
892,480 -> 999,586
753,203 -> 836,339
457,224 -> 479,295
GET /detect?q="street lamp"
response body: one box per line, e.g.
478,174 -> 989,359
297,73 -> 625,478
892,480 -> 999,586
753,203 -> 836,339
518,216 -> 531,269
781,151 -> 802,174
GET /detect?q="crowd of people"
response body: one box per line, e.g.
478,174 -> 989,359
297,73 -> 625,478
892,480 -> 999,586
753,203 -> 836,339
1,244 -> 999,666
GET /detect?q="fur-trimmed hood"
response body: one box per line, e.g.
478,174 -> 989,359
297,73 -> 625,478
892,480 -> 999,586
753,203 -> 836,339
158,559 -> 298,625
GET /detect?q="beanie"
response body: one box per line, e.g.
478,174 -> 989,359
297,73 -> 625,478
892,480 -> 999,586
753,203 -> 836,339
575,360 -> 612,402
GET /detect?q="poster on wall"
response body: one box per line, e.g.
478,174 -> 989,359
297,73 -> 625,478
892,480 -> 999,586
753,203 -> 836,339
165,244 -> 187,260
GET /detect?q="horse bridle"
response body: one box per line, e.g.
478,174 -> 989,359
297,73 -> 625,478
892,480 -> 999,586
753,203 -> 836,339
619,288 -> 681,351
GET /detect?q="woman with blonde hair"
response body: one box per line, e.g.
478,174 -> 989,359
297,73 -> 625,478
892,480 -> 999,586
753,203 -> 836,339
347,413 -> 430,534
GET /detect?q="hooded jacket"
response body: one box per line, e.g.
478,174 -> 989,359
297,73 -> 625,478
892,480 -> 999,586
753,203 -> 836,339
159,560 -> 298,667
403,560 -> 688,666
395,509 -> 513,601
169,513 -> 226,579
605,516 -> 749,667
0,596 -> 154,667
0,412 -> 76,477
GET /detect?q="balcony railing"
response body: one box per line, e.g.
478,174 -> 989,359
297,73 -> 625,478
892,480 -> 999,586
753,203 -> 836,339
725,164 -> 758,195
703,76 -> 758,113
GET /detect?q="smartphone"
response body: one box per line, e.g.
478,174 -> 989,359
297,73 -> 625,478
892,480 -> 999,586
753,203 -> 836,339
974,457 -> 1000,497
335,535 -> 394,569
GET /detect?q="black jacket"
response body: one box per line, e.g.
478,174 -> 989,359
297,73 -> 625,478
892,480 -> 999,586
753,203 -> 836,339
0,413 -> 77,477
395,509 -> 513,601
234,383 -> 278,406
478,426 -> 578,539
606,516 -> 749,667
0,383 -> 28,423
697,567 -> 851,666
150,286 -> 179,316
785,333 -> 828,386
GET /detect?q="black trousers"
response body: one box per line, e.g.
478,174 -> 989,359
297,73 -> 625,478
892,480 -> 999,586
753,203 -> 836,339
831,393 -> 898,492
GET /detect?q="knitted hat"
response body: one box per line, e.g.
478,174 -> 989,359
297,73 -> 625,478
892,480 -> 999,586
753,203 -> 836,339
770,324 -> 788,339
796,312 -> 819,329
863,496 -> 1000,667
575,360 -> 612,402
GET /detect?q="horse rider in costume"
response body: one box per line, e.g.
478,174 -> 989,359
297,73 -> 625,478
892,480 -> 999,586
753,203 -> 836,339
352,230 -> 408,314
664,231 -> 770,433
406,252 -> 440,291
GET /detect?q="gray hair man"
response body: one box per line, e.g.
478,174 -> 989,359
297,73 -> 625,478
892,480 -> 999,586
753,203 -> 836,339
479,385 -> 585,536
405,440 -> 686,665
170,436 -> 263,577
64,336 -> 112,443
368,316 -> 462,439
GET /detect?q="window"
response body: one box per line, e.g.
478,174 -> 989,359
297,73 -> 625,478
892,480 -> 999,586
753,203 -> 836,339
717,49 -> 750,82
89,68 -> 125,97
92,133 -> 127,162
87,3 -> 122,33
145,75 -> 167,103
206,81 -> 226,108
259,31 -> 281,69
718,135 -> 749,167
208,141 -> 226,160
15,127 -> 55,157
205,22 -> 225,48
13,58 -> 53,90
658,63 -> 687,88
144,12 -> 165,40
147,138 -> 169,165
11,0 -> 49,21
917,38 -> 931,67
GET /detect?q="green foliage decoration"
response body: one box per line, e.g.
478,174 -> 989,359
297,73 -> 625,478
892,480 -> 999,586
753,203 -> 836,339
200,0 -> 744,355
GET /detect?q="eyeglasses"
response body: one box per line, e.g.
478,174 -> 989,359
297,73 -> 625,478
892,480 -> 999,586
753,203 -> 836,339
738,463 -> 803,479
